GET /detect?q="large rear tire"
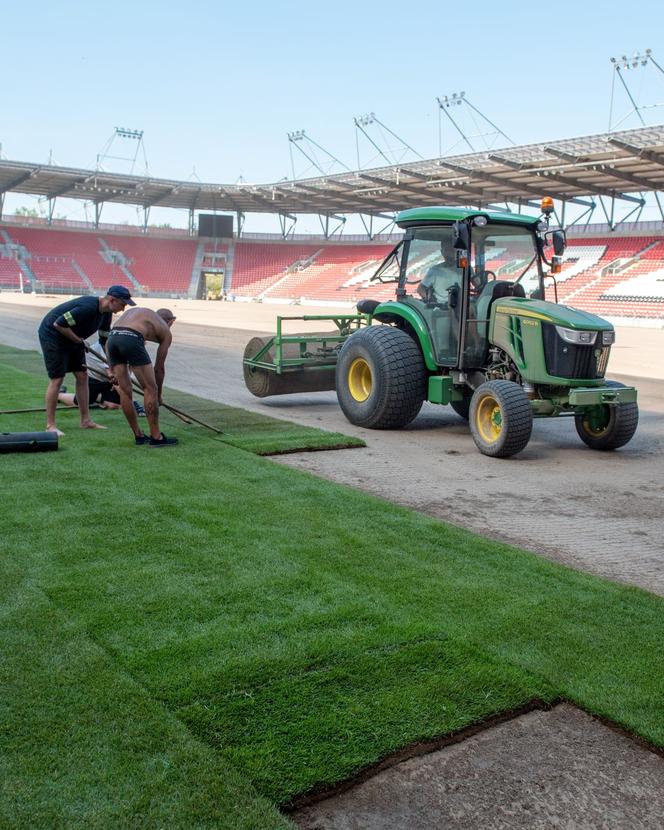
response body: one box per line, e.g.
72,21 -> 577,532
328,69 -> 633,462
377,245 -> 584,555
336,326 -> 427,428
574,380 -> 639,450
469,380 -> 533,458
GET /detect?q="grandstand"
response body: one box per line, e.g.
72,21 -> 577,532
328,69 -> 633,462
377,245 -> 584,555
2,219 -> 664,320
1,123 -> 664,320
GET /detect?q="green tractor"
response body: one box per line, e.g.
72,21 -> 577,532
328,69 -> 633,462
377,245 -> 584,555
243,204 -> 638,458
337,205 -> 637,457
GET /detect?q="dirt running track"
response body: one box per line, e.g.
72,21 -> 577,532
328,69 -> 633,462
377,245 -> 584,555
2,295 -> 663,596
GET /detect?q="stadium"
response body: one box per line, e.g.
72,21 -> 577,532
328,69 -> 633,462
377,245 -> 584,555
2,15 -> 664,830
2,123 -> 664,320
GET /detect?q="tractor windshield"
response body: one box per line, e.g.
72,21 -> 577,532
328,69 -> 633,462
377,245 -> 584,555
396,222 -> 543,369
463,223 -> 542,367
469,224 -> 542,299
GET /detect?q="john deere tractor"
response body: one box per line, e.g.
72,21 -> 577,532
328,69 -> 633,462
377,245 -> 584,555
335,204 -> 638,457
243,203 -> 638,458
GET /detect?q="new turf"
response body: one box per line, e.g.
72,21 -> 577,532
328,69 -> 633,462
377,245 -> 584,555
1,350 -> 663,828
0,344 -> 365,455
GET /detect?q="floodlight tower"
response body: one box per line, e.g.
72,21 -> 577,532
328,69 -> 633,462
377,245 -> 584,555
436,92 -> 514,156
608,49 -> 664,131
353,112 -> 423,169
96,127 -> 149,176
287,130 -> 350,179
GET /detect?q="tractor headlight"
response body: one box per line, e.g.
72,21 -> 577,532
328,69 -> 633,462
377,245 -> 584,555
555,326 -> 598,345
601,330 -> 615,345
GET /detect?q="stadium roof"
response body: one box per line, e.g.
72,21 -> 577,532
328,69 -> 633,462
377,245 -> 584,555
2,125 -> 664,217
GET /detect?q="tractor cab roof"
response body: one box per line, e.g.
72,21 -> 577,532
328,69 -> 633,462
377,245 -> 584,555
395,206 -> 540,229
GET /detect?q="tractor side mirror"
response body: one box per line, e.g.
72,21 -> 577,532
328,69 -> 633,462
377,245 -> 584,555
545,229 -> 566,256
453,221 -> 470,250
552,230 -> 566,256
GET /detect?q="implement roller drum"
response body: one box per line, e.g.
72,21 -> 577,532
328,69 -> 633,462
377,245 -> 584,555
243,335 -> 337,397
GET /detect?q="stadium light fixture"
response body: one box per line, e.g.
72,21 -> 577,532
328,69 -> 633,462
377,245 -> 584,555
608,48 -> 662,131
610,50 -> 652,71
115,127 -> 143,140
437,91 -> 465,108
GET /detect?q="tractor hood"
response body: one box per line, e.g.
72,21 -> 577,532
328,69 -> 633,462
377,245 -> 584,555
492,298 -> 614,331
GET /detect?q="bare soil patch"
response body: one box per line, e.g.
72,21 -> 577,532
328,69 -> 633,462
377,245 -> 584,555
291,704 -> 664,830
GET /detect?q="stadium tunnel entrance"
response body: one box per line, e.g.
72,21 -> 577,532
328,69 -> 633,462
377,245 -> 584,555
198,269 -> 225,300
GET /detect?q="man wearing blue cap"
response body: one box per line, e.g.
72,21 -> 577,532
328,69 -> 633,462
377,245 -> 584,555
37,285 -> 135,435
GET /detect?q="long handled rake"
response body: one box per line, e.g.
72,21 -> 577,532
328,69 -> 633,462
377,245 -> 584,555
0,406 -> 78,415
87,346 -> 224,435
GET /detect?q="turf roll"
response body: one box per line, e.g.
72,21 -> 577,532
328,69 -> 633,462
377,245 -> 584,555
0,431 -> 59,453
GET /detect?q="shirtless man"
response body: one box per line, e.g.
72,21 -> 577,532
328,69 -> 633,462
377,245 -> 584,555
106,307 -> 178,447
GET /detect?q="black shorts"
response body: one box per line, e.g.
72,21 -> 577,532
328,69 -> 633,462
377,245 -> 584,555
39,332 -> 86,379
73,378 -> 120,406
107,328 -> 151,367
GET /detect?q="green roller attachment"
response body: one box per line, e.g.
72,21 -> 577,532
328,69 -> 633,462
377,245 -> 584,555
243,314 -> 369,398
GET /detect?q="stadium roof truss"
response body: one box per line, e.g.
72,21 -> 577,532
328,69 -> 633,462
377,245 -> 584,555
2,125 -> 664,235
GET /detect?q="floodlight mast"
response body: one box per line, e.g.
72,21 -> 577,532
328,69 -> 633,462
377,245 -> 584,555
436,92 -> 514,156
353,112 -> 422,169
608,49 -> 664,131
287,130 -> 350,179
96,127 -> 149,176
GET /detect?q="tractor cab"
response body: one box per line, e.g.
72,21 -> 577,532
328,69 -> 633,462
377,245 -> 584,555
372,207 -> 549,370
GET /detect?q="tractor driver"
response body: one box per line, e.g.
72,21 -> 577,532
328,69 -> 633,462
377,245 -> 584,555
417,236 -> 460,305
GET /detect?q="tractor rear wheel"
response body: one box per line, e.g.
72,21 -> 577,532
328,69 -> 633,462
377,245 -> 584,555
469,380 -> 533,458
574,381 -> 639,450
336,326 -> 427,428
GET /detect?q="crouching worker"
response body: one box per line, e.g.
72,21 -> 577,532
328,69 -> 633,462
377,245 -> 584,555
107,307 -> 178,447
58,339 -> 145,415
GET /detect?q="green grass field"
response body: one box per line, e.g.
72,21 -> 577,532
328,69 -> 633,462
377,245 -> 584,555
1,347 -> 663,829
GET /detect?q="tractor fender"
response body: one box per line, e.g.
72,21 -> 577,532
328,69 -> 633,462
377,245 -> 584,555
371,301 -> 438,371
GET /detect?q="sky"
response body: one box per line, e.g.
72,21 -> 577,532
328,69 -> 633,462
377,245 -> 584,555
2,0 -> 664,232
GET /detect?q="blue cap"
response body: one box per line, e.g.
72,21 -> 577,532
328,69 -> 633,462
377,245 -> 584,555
107,285 -> 136,306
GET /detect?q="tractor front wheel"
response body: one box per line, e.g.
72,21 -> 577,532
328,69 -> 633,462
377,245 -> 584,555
336,326 -> 427,428
574,381 -> 639,451
469,380 -> 533,458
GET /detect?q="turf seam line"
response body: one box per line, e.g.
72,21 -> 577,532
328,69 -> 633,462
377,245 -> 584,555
36,583 -> 242,767
172,635 -> 457,706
